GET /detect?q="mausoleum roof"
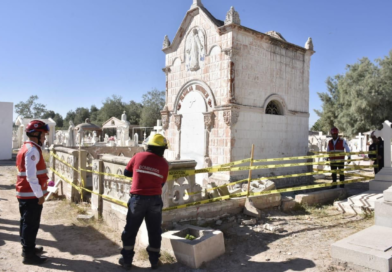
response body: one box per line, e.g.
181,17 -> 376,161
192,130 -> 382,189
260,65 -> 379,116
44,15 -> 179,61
163,2 -> 312,54
75,118 -> 102,132
102,117 -> 122,129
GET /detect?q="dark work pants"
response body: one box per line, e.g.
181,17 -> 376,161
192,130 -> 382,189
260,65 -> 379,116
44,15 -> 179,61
121,195 -> 163,265
331,162 -> 345,189
18,198 -> 43,254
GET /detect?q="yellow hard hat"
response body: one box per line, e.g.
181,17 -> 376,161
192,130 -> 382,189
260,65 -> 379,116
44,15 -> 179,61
148,134 -> 169,148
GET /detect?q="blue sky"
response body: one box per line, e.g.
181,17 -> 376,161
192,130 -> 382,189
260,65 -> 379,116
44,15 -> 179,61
1,0 -> 391,128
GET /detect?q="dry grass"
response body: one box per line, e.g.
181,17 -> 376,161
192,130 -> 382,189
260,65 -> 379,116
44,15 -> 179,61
134,249 -> 176,264
42,151 -> 51,163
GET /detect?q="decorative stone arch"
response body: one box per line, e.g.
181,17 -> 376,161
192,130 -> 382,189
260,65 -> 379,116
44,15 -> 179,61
208,45 -> 222,56
173,80 -> 216,114
171,57 -> 182,66
263,94 -> 287,116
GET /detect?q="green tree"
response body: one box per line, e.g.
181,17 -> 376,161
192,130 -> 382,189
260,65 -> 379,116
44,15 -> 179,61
15,95 -> 47,118
314,76 -> 341,133
74,107 -> 90,125
42,110 -> 64,127
310,119 -> 323,132
140,89 -> 165,127
90,105 -> 100,123
127,100 -> 143,124
64,108 -> 90,125
64,110 -> 76,125
335,57 -> 382,136
97,95 -> 126,125
53,113 -> 64,127
315,50 -> 392,137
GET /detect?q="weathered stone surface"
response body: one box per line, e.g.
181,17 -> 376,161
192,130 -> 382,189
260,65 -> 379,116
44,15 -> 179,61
248,193 -> 281,210
281,196 -> 296,211
76,214 -> 94,221
296,188 -> 346,206
263,223 -> 283,233
243,198 -> 262,218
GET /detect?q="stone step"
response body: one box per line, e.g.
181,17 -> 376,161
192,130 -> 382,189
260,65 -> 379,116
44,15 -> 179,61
334,190 -> 383,214
370,180 -> 392,192
375,200 -> 392,228
331,225 -> 392,272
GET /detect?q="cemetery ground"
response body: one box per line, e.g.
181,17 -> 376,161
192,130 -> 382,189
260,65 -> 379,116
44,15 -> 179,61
0,164 -> 375,272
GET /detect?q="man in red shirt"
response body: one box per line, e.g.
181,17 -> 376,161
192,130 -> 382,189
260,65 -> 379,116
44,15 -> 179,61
16,120 -> 50,265
119,134 -> 169,270
327,127 -> 351,189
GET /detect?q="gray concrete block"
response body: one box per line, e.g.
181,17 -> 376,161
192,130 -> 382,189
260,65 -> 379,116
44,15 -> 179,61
161,225 -> 225,268
296,188 -> 345,206
375,200 -> 392,228
243,198 -> 262,218
248,193 -> 281,210
281,196 -> 296,211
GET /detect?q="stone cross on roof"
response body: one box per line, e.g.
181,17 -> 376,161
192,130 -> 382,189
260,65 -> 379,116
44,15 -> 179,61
190,0 -> 203,9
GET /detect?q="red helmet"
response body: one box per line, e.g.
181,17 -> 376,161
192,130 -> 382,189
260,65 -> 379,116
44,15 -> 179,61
330,127 -> 339,134
25,120 -> 50,133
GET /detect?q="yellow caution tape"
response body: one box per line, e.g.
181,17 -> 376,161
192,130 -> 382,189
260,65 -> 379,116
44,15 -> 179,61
312,151 -> 376,155
185,164 -> 375,196
228,176 -> 374,198
80,168 -> 133,182
162,195 -> 231,211
50,168 -> 82,193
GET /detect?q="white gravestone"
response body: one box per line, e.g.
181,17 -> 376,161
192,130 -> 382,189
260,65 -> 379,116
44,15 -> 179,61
66,121 -> 75,147
0,102 -> 13,160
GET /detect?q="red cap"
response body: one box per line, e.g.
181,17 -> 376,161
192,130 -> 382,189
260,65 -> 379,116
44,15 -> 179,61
330,127 -> 339,134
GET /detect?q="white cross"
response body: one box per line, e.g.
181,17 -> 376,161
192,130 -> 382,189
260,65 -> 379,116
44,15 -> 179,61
356,132 -> 365,151
189,98 -> 196,108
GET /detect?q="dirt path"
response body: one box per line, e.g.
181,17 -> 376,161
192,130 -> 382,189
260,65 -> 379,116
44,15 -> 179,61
0,164 -> 374,272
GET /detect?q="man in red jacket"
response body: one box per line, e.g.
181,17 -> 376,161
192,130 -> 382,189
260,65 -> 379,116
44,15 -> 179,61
16,120 -> 50,264
119,134 -> 169,270
327,127 -> 351,189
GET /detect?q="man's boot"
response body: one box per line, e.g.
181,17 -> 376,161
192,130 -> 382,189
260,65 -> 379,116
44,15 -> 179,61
146,247 -> 161,270
119,248 -> 134,269
22,252 -> 47,265
21,246 -> 44,257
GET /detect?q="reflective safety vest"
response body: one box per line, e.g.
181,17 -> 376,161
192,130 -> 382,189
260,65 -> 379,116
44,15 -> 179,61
16,141 -> 48,199
328,138 -> 345,162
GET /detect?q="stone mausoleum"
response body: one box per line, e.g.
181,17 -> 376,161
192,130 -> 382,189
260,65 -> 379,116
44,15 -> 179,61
161,0 -> 314,185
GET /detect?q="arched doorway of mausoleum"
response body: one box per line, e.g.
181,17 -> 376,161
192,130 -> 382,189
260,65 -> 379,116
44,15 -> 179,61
174,82 -> 215,185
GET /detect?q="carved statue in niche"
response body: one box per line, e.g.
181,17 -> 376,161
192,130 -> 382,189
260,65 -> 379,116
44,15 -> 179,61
186,28 -> 205,71
66,121 -> 75,147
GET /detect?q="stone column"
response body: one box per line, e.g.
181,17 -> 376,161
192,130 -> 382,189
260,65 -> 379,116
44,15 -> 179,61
161,108 -> 170,131
48,145 -> 56,182
78,149 -> 87,202
203,112 -> 214,167
174,114 -> 182,160
370,120 -> 392,191
91,159 -> 103,218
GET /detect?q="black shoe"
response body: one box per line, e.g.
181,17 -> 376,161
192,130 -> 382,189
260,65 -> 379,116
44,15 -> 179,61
119,257 -> 132,270
151,260 -> 161,270
22,254 -> 47,265
21,246 -> 44,257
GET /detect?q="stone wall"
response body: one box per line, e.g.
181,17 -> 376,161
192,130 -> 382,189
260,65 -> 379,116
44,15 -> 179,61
0,102 -> 13,160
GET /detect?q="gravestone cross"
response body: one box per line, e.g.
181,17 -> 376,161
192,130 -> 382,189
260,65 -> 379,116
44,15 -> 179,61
357,132 -> 365,151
